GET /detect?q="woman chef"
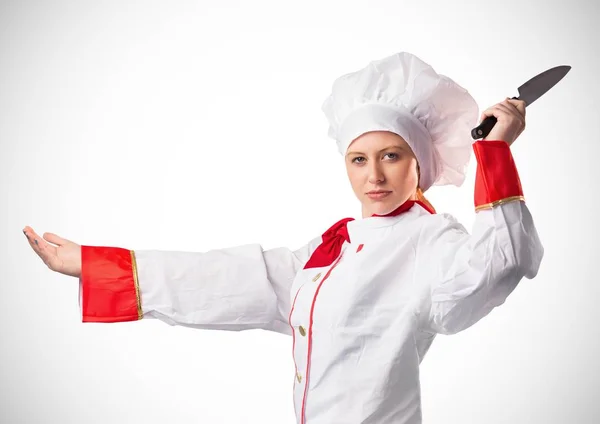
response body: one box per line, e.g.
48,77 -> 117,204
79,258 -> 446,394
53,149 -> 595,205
23,52 -> 543,423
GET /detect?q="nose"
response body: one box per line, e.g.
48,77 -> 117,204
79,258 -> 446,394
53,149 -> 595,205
367,162 -> 385,184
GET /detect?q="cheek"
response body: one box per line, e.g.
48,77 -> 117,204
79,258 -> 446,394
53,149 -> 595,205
346,167 -> 365,193
408,166 -> 419,185
395,162 -> 418,188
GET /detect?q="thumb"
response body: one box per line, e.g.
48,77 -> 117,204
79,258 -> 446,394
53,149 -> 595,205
480,111 -> 493,123
43,232 -> 72,246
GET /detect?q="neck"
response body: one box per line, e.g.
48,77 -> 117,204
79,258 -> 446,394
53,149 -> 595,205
362,190 -> 436,217
362,199 -> 408,218
362,193 -> 419,218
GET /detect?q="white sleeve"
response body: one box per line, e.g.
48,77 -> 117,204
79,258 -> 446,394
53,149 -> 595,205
134,236 -> 322,335
418,200 -> 544,335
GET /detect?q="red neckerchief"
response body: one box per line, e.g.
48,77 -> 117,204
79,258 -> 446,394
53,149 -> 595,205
303,200 -> 435,269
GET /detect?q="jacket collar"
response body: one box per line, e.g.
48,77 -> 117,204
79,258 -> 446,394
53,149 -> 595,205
303,200 -> 434,269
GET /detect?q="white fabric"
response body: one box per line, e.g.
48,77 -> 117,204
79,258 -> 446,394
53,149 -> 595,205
321,52 -> 480,191
130,200 -> 542,423
133,236 -> 323,334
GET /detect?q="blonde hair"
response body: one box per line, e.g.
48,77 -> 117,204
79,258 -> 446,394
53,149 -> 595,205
415,163 -> 436,213
416,187 -> 436,213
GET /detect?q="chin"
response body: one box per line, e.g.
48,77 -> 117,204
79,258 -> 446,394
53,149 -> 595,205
377,205 -> 395,215
364,199 -> 394,216
366,196 -> 407,215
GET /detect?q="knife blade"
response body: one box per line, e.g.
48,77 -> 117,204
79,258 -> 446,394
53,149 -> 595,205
471,65 -> 571,140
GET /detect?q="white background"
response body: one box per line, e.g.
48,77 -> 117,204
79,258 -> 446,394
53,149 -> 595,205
2,0 -> 598,422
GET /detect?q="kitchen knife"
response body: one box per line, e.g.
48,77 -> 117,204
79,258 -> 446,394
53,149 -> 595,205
471,65 -> 571,140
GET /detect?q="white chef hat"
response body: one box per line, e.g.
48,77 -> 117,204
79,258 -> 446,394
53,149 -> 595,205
321,52 -> 479,191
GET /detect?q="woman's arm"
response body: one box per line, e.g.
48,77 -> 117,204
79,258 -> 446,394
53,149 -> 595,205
418,140 -> 543,335
79,236 -> 323,336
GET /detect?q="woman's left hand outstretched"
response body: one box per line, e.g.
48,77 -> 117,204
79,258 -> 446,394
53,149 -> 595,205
23,226 -> 82,279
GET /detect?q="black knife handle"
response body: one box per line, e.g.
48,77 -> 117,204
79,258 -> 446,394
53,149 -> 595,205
471,96 -> 519,140
471,116 -> 497,139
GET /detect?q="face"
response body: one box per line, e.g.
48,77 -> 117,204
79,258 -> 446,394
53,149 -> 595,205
345,131 -> 419,218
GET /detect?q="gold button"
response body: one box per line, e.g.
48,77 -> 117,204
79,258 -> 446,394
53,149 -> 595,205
299,326 -> 306,337
312,272 -> 322,282
296,372 -> 302,383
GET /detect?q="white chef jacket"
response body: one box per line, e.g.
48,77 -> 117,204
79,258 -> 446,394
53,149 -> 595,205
126,199 -> 542,423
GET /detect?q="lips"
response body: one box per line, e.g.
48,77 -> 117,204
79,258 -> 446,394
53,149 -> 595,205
366,191 -> 391,200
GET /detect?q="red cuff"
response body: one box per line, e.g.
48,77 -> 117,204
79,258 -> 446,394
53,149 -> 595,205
473,140 -> 524,211
81,246 -> 142,322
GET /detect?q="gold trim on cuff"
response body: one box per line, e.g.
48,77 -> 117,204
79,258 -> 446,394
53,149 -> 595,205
475,195 -> 525,212
130,250 -> 143,320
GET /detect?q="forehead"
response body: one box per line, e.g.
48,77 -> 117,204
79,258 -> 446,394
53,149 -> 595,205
346,131 -> 410,153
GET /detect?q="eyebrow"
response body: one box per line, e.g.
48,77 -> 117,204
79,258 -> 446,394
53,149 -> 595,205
346,145 -> 404,157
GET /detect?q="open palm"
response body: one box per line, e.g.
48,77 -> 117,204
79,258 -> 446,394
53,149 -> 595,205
23,226 -> 81,278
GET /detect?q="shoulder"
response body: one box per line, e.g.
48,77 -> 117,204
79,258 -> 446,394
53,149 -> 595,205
410,208 -> 469,246
410,203 -> 466,230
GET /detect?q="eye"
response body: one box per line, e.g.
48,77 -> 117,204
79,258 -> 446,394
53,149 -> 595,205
385,152 -> 399,160
351,156 -> 366,164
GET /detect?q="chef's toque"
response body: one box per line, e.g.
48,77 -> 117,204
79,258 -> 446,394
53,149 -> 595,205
321,52 -> 479,192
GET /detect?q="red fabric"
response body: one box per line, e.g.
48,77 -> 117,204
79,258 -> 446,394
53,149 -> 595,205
303,217 -> 354,269
473,140 -> 524,208
80,246 -> 141,322
303,200 -> 433,269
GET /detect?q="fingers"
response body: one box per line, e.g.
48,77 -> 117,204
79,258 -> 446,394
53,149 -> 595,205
23,226 -> 39,247
23,226 -> 57,267
23,226 -> 44,253
43,232 -> 71,246
506,98 -> 526,116
496,103 -> 521,120
480,99 -> 526,123
480,104 -> 507,122
501,99 -> 526,121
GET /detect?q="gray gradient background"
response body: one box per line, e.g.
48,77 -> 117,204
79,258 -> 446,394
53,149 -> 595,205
2,0 -> 598,423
